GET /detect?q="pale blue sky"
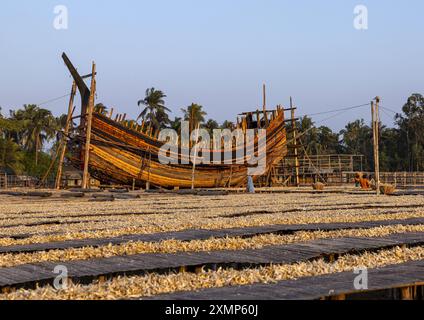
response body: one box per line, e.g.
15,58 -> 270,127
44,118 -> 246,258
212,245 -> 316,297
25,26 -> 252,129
0,0 -> 423,130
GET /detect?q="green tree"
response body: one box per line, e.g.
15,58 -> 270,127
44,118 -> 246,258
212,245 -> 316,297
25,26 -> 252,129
316,126 -> 340,154
10,105 -> 56,166
379,127 -> 402,171
296,117 -> 340,155
298,116 -> 320,155
0,110 -> 24,141
204,119 -> 219,134
137,88 -> 171,131
0,138 -> 24,174
181,103 -> 207,132
221,120 -> 235,130
396,93 -> 424,171
169,117 -> 182,132
339,119 -> 373,170
51,114 -> 73,150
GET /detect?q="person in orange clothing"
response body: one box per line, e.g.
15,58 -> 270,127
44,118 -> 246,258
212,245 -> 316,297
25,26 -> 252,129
354,173 -> 362,188
359,174 -> 371,190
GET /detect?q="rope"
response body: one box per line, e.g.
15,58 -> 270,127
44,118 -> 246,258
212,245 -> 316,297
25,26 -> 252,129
299,103 -> 370,118
285,104 -> 372,184
380,106 -> 400,114
37,93 -> 72,107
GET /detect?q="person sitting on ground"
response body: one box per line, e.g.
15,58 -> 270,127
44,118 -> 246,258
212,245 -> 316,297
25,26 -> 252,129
354,173 -> 362,188
359,174 -> 371,190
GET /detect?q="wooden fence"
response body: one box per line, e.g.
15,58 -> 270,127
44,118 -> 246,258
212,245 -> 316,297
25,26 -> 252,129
0,174 -> 38,189
380,172 -> 424,188
1,172 -> 424,190
319,172 -> 424,188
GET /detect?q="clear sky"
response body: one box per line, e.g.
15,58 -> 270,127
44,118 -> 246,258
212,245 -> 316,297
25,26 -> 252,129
0,0 -> 423,131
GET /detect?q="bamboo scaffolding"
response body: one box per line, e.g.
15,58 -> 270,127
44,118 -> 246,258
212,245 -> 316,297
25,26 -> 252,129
55,82 -> 77,189
81,62 -> 97,189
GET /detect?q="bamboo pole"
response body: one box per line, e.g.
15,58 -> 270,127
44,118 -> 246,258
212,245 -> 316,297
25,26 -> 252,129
375,96 -> 381,194
146,150 -> 152,191
191,124 -> 201,190
55,82 -> 77,189
81,62 -> 96,190
263,84 -> 269,127
291,97 -> 300,187
256,110 -> 261,129
228,165 -> 233,188
40,148 -> 61,187
371,98 -> 381,195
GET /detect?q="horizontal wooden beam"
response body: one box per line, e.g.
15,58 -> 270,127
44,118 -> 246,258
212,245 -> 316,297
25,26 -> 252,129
239,107 -> 296,115
81,72 -> 97,79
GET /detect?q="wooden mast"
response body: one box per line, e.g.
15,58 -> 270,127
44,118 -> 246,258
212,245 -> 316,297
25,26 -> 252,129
191,124 -> 201,190
81,62 -> 97,189
263,84 -> 269,127
372,97 -> 381,195
290,97 -> 300,187
146,150 -> 152,191
55,81 -> 77,189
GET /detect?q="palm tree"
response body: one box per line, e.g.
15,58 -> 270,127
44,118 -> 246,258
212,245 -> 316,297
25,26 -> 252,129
0,137 -> 24,174
340,119 -> 372,156
298,116 -> 320,155
52,114 -> 74,150
181,103 -> 207,133
396,94 -> 424,171
221,120 -> 235,130
12,105 -> 56,165
204,119 -> 219,135
137,88 -> 171,131
170,117 -> 182,132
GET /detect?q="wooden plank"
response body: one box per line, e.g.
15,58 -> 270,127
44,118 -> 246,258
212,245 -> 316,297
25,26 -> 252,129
2,217 -> 424,255
1,232 -> 424,290
148,260 -> 424,300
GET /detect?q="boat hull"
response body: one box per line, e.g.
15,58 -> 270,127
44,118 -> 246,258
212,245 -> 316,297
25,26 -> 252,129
69,112 -> 288,189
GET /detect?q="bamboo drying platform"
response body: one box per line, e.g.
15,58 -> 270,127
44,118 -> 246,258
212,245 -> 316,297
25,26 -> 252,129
1,190 -> 424,299
148,260 -> 424,300
1,232 -> 423,291
0,202 -> 421,234
1,217 -> 424,255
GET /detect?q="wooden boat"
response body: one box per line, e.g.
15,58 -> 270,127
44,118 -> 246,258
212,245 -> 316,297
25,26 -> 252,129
62,53 -> 288,189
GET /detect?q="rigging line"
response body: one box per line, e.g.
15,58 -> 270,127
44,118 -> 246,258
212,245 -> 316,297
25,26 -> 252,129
298,103 -> 370,118
37,93 -> 72,107
283,108 -> 351,148
380,108 -> 397,122
311,107 -> 359,127
380,108 -> 411,136
380,106 -> 400,114
300,144 -> 327,184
